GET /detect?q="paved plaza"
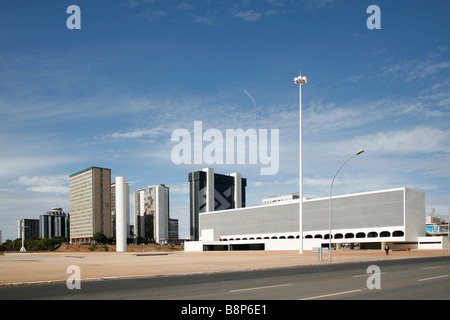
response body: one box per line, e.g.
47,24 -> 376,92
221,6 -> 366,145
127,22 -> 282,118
0,249 -> 447,286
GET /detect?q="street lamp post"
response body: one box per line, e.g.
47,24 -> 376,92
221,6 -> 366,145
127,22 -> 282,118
294,73 -> 307,254
328,149 -> 364,262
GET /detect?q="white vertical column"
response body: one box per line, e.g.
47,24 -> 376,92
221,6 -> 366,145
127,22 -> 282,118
155,185 -> 169,244
126,183 -> 130,238
204,168 -> 215,212
230,173 -> 242,208
116,177 -> 127,252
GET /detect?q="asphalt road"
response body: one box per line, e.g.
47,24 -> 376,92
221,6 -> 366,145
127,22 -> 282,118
1,256 -> 449,301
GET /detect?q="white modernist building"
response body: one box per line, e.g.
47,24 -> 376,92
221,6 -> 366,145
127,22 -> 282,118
185,187 -> 432,251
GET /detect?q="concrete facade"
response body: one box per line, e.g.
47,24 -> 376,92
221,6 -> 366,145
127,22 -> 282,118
69,166 -> 112,243
185,187 -> 426,251
134,184 -> 172,244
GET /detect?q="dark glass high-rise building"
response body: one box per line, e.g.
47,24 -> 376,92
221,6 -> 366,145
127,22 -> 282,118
39,207 -> 69,240
18,219 -> 39,240
189,168 -> 246,240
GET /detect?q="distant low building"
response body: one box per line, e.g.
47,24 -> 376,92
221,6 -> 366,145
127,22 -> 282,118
425,208 -> 449,236
262,193 -> 299,205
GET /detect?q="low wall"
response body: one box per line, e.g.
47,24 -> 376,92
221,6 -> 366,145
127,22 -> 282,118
58,244 -> 183,252
184,239 -> 324,252
418,236 -> 449,250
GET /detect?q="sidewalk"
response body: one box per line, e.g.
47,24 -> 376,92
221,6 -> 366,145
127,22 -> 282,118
0,249 -> 447,286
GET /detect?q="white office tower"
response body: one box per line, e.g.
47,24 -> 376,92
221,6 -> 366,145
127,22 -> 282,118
134,184 -> 170,244
115,176 -> 128,252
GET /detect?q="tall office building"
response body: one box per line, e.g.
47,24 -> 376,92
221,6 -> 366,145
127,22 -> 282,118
111,181 -> 116,235
18,219 -> 40,240
39,207 -> 70,240
134,184 -> 173,244
188,168 -> 246,240
69,166 -> 112,243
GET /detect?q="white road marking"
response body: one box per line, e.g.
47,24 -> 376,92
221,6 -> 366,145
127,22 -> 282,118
300,289 -> 362,300
353,272 -> 387,278
417,275 -> 448,282
229,283 -> 293,293
421,266 -> 444,270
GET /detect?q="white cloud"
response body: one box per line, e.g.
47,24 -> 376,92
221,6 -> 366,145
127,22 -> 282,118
167,183 -> 190,195
353,126 -> 450,155
193,11 -> 220,26
303,0 -> 336,10
233,10 -> 262,21
121,0 -> 158,9
136,10 -> 167,21
15,175 -> 69,195
233,9 -> 283,21
0,154 -> 79,181
303,101 -> 364,134
249,178 -> 298,189
110,126 -> 170,139
302,91 -> 449,136
381,49 -> 450,83
0,189 -> 69,241
345,74 -> 364,82
176,2 -> 194,11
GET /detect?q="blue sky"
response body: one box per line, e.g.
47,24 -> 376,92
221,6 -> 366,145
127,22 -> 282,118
1,0 -> 449,241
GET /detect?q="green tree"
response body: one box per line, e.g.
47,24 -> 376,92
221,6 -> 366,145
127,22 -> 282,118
93,232 -> 107,244
3,237 -> 65,252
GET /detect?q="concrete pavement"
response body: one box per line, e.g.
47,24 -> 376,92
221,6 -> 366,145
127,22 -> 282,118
0,249 -> 447,286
